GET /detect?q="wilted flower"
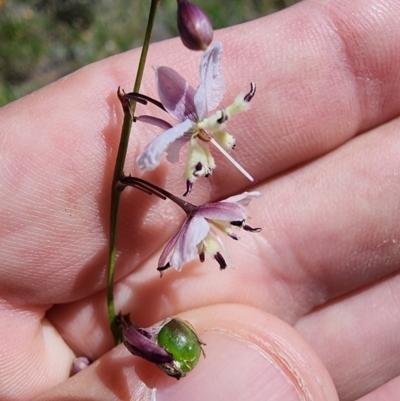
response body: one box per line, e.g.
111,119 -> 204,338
177,0 -> 213,51
130,41 -> 256,196
119,314 -> 205,379
120,176 -> 261,274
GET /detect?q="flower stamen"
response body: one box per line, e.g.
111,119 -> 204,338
217,109 -> 228,124
210,138 -> 256,183
157,263 -> 171,276
243,224 -> 262,233
214,252 -> 227,270
244,82 -> 256,103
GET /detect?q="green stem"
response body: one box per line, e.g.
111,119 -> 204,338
107,0 -> 161,345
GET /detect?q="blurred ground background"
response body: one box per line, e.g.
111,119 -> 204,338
0,0 -> 300,106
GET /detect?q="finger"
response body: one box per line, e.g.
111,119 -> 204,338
296,272 -> 400,401
355,376 -> 400,401
254,115 -> 400,319
0,302 -> 74,400
36,305 -> 338,401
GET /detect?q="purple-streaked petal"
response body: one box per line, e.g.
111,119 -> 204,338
195,201 -> 247,221
136,115 -> 173,130
155,66 -> 197,122
136,118 -> 193,170
194,41 -> 225,119
170,216 -> 210,271
166,135 -> 189,163
222,191 -> 261,206
158,220 -> 188,268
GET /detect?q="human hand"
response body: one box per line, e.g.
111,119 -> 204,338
1,0 -> 399,399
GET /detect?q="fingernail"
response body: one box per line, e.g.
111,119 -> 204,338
154,331 -> 302,401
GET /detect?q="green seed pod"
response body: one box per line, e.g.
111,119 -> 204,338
157,318 -> 205,379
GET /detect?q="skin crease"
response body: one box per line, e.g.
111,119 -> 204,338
1,0 -> 400,399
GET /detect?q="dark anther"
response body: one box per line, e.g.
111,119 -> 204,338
157,263 -> 171,273
230,220 -> 244,227
217,110 -> 228,124
183,180 -> 193,197
244,82 -> 256,103
229,233 -> 239,240
194,162 -> 203,174
215,252 -> 227,270
199,252 -> 205,263
243,224 -> 262,233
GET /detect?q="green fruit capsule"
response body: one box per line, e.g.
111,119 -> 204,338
157,319 -> 205,378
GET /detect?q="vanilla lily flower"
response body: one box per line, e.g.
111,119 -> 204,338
120,176 -> 261,274
131,40 -> 256,196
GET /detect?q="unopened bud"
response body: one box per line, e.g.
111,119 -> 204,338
71,356 -> 91,375
177,0 -> 213,51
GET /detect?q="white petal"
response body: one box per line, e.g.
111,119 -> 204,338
166,136 -> 188,163
136,119 -> 193,170
195,191 -> 261,221
158,221 -> 186,268
170,216 -> 210,271
223,191 -> 261,206
196,201 -> 248,221
194,41 -> 225,119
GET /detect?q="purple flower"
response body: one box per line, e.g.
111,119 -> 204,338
157,191 -> 261,274
136,41 -> 256,195
119,176 -> 262,275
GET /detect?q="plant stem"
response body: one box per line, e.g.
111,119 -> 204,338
107,0 -> 161,345
120,176 -> 197,215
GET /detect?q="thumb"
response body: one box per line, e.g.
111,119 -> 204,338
155,304 -> 338,401
36,304 -> 338,401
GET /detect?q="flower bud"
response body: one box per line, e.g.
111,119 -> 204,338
71,356 -> 91,375
177,0 -> 213,51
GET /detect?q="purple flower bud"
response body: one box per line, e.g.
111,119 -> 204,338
71,356 -> 91,375
177,0 -> 213,51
